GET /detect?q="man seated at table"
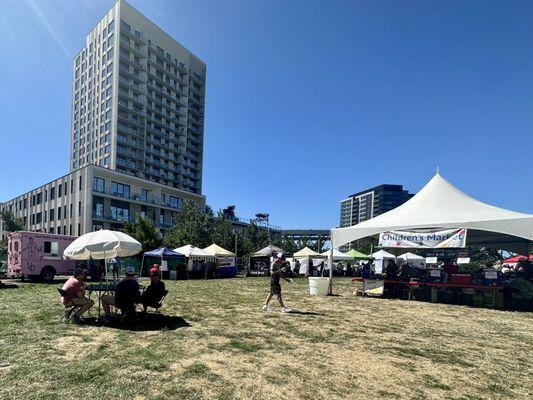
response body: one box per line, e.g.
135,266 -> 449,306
60,268 -> 95,323
102,266 -> 140,316
140,265 -> 166,312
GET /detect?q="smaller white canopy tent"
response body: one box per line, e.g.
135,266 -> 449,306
250,244 -> 284,257
294,247 -> 326,276
173,245 -> 216,261
203,244 -> 235,257
372,250 -> 396,260
294,247 -> 324,258
372,250 -> 396,274
397,252 -> 425,268
321,249 -> 353,261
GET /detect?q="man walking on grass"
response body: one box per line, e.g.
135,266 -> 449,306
263,253 -> 292,313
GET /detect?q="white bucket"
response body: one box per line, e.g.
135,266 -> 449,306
309,277 -> 330,296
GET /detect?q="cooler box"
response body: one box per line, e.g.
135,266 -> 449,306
450,274 -> 472,285
482,269 -> 501,286
426,268 -> 443,283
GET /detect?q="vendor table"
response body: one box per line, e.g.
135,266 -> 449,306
351,278 -> 503,307
413,282 -> 503,307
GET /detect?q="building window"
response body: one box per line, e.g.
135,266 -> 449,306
111,182 -> 130,198
140,188 -> 149,202
169,196 -> 181,209
58,207 -> 62,220
110,200 -> 129,221
93,177 -> 105,193
49,209 -> 55,222
79,175 -> 83,191
79,201 -> 82,216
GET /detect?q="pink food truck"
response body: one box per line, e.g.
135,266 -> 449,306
8,231 -> 77,282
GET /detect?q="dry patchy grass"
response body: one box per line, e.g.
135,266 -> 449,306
0,278 -> 532,399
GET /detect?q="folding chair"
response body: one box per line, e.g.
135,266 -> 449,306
57,288 -> 83,322
137,290 -> 168,314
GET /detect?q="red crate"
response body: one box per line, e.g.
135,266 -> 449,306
450,274 -> 472,284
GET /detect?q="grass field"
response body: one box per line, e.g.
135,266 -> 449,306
0,277 -> 532,400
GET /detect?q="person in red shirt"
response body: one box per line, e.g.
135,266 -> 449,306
60,268 -> 94,323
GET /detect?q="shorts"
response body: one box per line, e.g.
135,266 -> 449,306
270,283 -> 282,295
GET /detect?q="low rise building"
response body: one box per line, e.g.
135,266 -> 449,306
0,164 -> 205,237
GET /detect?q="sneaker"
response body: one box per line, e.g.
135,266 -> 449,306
262,304 -> 269,312
281,307 -> 292,313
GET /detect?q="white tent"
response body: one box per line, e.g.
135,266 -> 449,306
331,173 -> 533,254
173,245 -> 216,261
321,249 -> 353,261
371,250 -> 395,274
203,244 -> 235,257
397,252 -> 425,268
294,246 -> 325,258
372,250 -> 396,260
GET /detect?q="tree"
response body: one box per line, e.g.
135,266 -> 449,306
0,210 -> 25,256
0,210 -> 24,232
123,215 -> 163,255
210,212 -> 235,251
239,223 -> 269,256
164,201 -> 212,248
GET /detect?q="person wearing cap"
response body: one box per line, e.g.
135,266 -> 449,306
60,268 -> 94,323
139,265 -> 166,312
102,266 -> 140,316
262,253 -> 292,313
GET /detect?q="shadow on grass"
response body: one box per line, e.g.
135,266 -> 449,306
287,310 -> 324,316
82,313 -> 191,331
0,283 -> 19,289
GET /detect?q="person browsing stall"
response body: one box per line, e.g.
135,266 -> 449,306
140,266 -> 166,312
60,268 -> 95,323
102,266 -> 140,316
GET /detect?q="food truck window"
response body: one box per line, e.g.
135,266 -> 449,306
14,241 -> 18,252
44,241 -> 59,256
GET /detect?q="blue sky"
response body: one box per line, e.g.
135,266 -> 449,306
0,0 -> 532,229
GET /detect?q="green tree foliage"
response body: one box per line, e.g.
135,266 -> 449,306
0,210 -> 25,256
0,210 -> 24,232
239,223 -> 269,256
164,201 -> 212,249
210,212 -> 236,251
122,215 -> 163,254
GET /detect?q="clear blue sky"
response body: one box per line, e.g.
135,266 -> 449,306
1,0 -> 532,229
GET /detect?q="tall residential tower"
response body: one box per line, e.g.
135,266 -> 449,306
70,0 -> 205,195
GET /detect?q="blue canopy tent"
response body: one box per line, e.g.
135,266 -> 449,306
142,247 -> 187,279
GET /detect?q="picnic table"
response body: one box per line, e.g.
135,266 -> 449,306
86,282 -> 145,318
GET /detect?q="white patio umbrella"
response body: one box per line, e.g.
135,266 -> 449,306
64,230 -> 142,260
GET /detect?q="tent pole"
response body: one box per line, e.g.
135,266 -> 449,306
328,231 -> 334,295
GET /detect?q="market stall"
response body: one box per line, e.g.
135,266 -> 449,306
397,252 -> 425,269
371,250 -> 396,274
249,245 -> 285,276
329,172 -> 533,304
203,243 -> 237,278
173,245 -> 216,279
142,247 -> 186,280
294,246 -> 326,276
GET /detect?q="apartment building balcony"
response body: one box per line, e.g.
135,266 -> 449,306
120,25 -> 147,44
119,39 -> 147,59
119,64 -> 145,83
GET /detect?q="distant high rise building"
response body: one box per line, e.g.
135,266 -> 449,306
339,184 -> 414,228
70,0 -> 205,195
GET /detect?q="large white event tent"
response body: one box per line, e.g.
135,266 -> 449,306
320,249 -> 353,261
328,173 -> 533,286
397,252 -> 425,268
